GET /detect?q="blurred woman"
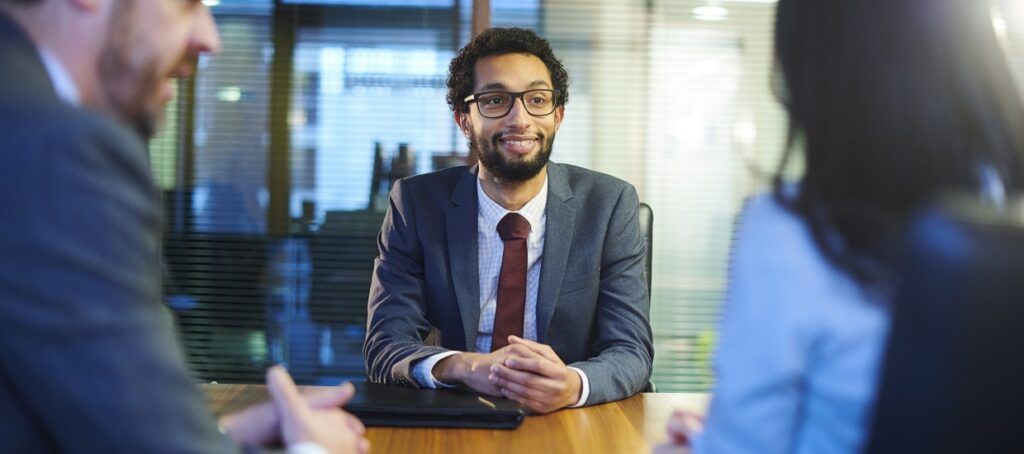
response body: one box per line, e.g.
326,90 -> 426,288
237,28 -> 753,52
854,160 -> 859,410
665,0 -> 1024,452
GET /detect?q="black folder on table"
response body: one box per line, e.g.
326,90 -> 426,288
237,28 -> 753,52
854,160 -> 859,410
343,382 -> 525,429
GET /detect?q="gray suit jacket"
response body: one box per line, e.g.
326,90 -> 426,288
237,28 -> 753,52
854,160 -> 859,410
363,163 -> 654,405
0,13 -> 235,453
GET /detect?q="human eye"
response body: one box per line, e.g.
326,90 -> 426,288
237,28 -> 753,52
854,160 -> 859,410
527,91 -> 552,105
480,94 -> 508,106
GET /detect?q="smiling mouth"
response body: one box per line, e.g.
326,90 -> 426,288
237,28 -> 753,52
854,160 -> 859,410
502,139 -> 537,147
497,136 -> 540,156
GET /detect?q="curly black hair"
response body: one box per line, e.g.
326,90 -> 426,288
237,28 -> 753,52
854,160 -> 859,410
446,27 -> 569,113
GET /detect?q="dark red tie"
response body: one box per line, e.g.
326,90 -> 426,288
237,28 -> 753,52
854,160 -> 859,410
491,213 -> 530,351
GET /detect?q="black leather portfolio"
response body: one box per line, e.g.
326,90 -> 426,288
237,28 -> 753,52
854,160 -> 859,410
343,382 -> 525,429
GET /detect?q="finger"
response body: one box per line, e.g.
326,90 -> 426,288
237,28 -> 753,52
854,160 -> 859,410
266,365 -> 310,422
500,344 -> 544,361
499,386 -> 549,413
345,411 -> 366,434
490,367 -> 537,397
218,401 -> 282,445
666,412 -> 688,443
682,412 -> 705,434
508,336 -> 562,363
505,356 -> 561,378
490,364 -> 561,399
490,363 -> 545,387
358,437 -> 371,454
666,409 -> 703,444
220,382 -> 351,446
491,372 -> 549,402
305,381 -> 356,409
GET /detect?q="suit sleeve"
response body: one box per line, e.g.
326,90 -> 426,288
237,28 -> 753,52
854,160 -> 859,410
569,184 -> 654,405
363,179 -> 450,386
0,116 -> 236,453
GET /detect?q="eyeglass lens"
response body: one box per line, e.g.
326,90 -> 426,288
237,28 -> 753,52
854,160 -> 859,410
475,90 -> 557,118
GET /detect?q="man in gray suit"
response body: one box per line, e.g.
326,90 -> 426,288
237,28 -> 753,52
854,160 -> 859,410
0,0 -> 366,452
364,27 -> 653,414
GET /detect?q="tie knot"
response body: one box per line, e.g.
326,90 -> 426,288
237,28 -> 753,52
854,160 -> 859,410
497,213 -> 531,241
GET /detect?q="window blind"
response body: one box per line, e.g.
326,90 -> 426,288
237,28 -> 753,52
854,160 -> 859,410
152,0 -> 1024,391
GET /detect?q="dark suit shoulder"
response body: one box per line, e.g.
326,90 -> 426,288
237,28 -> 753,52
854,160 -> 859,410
0,100 -> 151,185
1,99 -> 144,151
398,165 -> 472,191
0,13 -> 56,101
552,162 -> 637,197
0,100 -> 160,265
390,165 -> 475,211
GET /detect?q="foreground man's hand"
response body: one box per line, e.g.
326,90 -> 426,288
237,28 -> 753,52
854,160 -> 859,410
220,366 -> 369,454
488,336 -> 582,414
219,373 -> 363,447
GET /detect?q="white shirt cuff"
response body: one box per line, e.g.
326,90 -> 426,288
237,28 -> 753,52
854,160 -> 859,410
412,351 -> 460,388
287,442 -> 329,454
566,366 -> 590,407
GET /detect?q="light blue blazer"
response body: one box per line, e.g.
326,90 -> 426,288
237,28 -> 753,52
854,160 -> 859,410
695,193 -> 891,453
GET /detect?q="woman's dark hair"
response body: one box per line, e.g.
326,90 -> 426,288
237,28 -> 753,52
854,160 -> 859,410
446,27 -> 569,113
772,0 -> 1024,286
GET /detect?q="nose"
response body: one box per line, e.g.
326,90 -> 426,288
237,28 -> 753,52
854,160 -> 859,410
192,5 -> 222,55
503,95 -> 531,128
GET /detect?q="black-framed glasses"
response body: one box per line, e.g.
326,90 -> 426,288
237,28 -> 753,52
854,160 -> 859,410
464,89 -> 561,118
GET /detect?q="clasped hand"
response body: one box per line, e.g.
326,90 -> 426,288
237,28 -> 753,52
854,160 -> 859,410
437,335 -> 583,414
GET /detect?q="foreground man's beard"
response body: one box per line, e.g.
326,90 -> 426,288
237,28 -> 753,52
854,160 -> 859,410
98,58 -> 164,139
471,130 -> 554,183
96,0 -> 166,139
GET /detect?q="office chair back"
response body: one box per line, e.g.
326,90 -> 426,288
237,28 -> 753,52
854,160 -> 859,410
309,210 -> 386,327
639,202 -> 653,300
638,202 -> 655,393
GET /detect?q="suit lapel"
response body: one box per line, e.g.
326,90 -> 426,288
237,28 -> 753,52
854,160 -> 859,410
536,163 -> 575,343
0,13 -> 59,101
446,166 -> 481,350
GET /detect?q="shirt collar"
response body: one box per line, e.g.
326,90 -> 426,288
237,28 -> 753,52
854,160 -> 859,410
37,47 -> 80,105
477,172 -> 549,234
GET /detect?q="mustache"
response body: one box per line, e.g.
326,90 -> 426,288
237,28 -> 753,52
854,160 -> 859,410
171,54 -> 201,79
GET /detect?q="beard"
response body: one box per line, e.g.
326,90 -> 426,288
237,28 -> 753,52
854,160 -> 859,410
96,0 -> 168,139
471,130 -> 554,183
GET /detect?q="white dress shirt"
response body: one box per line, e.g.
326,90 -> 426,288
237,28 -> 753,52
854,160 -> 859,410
37,47 -> 80,105
412,174 -> 590,407
286,442 -> 329,454
474,175 -> 546,353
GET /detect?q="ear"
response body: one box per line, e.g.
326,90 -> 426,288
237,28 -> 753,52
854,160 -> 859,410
454,111 -> 473,139
551,105 -> 565,133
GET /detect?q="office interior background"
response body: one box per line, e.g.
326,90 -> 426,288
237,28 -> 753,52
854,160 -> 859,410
152,0 -> 1024,392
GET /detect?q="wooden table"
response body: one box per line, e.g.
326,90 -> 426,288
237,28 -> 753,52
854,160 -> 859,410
204,384 -> 708,453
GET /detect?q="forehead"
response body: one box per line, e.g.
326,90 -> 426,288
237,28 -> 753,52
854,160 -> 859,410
473,53 -> 553,92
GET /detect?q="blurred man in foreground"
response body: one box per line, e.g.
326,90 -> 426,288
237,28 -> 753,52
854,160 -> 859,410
0,0 -> 367,452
